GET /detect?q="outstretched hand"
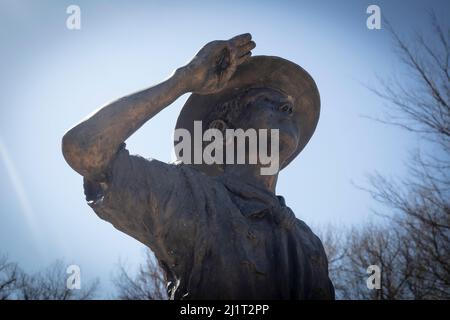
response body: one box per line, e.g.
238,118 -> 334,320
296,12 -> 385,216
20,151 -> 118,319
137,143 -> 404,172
184,33 -> 256,95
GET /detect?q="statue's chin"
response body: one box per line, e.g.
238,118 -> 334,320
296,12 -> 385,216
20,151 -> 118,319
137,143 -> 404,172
279,137 -> 298,165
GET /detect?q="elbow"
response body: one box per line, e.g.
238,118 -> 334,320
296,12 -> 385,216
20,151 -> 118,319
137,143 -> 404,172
61,129 -> 98,178
62,129 -> 83,175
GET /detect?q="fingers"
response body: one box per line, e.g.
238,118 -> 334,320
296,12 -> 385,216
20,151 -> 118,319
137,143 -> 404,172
237,51 -> 252,64
238,40 -> 256,56
229,33 -> 252,46
228,33 -> 255,66
223,33 -> 254,69
235,40 -> 255,67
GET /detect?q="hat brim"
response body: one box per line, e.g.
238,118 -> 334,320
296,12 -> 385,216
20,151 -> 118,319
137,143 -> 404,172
174,55 -> 320,175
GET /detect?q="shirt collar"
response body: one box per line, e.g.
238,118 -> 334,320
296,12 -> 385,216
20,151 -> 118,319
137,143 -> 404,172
217,173 -> 289,221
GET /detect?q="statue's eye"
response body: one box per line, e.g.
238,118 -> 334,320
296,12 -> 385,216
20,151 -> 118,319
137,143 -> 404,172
279,103 -> 293,114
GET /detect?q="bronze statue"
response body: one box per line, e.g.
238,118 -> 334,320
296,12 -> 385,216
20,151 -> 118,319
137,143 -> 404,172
62,33 -> 334,299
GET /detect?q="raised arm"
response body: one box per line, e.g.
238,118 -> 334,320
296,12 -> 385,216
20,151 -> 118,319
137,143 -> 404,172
62,33 -> 255,180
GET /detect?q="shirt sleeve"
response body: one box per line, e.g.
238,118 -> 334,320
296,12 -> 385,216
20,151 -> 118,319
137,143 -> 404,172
83,143 -> 197,256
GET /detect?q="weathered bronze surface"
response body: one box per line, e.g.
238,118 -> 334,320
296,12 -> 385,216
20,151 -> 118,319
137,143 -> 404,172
62,33 -> 334,299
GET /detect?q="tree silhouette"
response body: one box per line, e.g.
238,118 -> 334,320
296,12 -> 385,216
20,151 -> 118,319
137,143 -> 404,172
0,254 -> 99,300
321,12 -> 449,300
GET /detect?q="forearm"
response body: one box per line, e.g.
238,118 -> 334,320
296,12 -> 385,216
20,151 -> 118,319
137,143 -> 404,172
62,33 -> 254,179
62,67 -> 189,179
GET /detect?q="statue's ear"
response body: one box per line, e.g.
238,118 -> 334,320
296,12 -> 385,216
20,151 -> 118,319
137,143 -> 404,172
209,119 -> 228,134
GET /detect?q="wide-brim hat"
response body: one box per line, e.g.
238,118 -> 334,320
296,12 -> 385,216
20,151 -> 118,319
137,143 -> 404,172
174,55 -> 320,176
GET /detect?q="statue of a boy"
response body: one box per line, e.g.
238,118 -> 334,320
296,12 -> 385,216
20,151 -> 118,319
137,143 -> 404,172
62,33 -> 334,299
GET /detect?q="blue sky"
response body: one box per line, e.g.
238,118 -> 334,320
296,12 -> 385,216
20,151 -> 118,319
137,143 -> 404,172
1,0 -> 448,297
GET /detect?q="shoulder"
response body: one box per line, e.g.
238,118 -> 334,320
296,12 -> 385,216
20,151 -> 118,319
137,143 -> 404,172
294,218 -> 328,257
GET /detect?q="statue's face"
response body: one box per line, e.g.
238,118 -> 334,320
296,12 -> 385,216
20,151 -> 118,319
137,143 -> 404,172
235,88 -> 299,167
